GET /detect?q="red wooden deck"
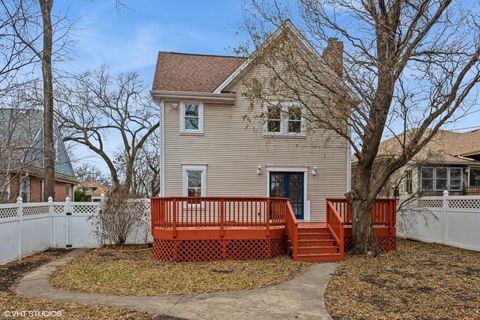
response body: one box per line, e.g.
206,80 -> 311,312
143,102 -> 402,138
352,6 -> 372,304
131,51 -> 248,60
151,197 -> 396,262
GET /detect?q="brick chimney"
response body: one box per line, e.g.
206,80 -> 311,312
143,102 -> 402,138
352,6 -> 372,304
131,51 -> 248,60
322,38 -> 344,76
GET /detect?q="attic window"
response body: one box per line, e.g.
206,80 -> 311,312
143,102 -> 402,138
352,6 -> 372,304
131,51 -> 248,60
180,102 -> 204,134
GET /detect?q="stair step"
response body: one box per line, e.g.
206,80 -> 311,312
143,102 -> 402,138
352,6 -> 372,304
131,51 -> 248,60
297,227 -> 329,234
295,253 -> 344,263
298,233 -> 332,240
298,239 -> 336,247
297,246 -> 338,254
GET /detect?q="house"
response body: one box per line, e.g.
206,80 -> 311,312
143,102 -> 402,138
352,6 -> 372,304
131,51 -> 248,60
0,108 -> 76,203
370,129 -> 480,197
73,181 -> 109,202
150,21 -> 396,262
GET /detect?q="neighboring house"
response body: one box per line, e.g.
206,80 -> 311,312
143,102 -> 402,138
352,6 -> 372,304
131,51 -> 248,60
74,181 -> 109,202
365,129 -> 480,197
0,108 -> 76,203
151,21 -> 350,222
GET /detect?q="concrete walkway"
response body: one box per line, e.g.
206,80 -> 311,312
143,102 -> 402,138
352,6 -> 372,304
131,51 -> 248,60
16,249 -> 335,320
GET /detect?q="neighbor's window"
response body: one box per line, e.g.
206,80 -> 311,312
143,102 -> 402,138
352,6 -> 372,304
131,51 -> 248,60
265,103 -> 305,136
20,177 -> 29,202
469,167 -> 480,187
182,165 -> 206,197
0,175 -> 10,201
267,106 -> 281,133
421,167 -> 434,191
405,170 -> 413,194
180,102 -> 204,133
421,167 -> 463,192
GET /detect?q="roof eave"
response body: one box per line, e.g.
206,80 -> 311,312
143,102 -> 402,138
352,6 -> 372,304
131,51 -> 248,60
150,90 -> 237,104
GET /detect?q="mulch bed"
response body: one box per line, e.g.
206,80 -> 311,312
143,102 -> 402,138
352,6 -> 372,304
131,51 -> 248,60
0,249 -> 183,320
51,246 -> 310,296
325,239 -> 480,320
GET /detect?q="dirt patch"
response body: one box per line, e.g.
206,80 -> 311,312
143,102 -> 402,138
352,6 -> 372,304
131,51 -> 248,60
325,239 -> 480,319
0,250 -> 184,320
50,246 -> 310,296
0,250 -> 67,292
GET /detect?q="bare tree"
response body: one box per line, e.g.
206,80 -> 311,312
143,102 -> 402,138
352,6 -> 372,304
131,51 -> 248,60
1,0 -> 72,200
55,66 -> 160,193
114,130 -> 160,197
240,0 -> 480,254
74,162 -> 111,186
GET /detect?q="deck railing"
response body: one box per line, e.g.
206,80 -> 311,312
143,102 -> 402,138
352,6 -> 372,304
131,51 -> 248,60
326,201 -> 344,256
151,197 -> 289,237
327,198 -> 396,228
285,201 -> 298,258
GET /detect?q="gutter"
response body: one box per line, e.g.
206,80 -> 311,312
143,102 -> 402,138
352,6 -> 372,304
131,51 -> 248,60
151,90 -> 236,104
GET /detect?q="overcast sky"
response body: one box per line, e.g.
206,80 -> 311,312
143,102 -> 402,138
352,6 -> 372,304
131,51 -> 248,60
51,1 -> 480,173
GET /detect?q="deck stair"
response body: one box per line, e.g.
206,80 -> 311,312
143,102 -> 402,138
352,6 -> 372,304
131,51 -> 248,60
290,223 -> 343,262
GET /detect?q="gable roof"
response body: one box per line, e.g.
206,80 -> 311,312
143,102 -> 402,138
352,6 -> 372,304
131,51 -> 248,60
0,108 -> 76,181
376,129 -> 480,165
152,52 -> 246,93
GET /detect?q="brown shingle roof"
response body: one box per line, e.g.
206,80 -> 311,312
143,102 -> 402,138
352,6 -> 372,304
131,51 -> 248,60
377,129 -> 480,165
152,52 -> 246,93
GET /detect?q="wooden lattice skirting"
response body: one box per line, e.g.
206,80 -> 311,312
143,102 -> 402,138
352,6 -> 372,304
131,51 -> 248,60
344,226 -> 397,252
153,237 -> 287,262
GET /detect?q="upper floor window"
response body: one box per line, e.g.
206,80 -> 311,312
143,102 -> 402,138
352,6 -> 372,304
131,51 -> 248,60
180,102 -> 204,134
265,103 -> 305,136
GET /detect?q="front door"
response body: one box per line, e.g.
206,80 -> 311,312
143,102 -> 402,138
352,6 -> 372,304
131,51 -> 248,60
269,172 -> 304,220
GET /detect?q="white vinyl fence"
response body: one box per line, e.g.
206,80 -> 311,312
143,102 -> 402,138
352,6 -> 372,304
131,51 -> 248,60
0,197 -> 151,265
398,191 -> 480,251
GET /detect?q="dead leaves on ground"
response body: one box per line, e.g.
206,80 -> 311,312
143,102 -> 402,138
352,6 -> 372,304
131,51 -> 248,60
51,247 -> 310,296
325,239 -> 480,320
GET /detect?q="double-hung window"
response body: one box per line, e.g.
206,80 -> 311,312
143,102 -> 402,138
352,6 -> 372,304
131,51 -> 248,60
180,102 -> 204,133
182,165 -> 206,197
265,103 -> 305,136
20,177 -> 30,202
469,167 -> 480,187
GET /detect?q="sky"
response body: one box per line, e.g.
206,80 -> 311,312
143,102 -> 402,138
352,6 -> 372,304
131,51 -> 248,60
52,0 -> 247,171
50,0 -> 480,172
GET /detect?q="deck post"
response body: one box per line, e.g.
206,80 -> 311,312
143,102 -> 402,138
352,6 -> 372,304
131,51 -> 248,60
265,198 -> 270,238
172,199 -> 177,239
220,199 -> 225,238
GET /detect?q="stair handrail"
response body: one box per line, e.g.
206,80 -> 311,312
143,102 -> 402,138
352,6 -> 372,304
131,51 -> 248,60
326,200 -> 344,256
285,201 -> 298,258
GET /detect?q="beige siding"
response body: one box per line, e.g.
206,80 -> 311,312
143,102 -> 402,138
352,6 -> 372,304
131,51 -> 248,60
160,91 -> 348,221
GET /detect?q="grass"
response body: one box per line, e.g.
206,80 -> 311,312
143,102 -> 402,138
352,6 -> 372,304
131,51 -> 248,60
0,250 -> 181,320
50,246 -> 310,296
325,239 -> 480,320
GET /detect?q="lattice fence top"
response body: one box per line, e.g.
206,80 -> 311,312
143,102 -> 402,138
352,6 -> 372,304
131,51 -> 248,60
448,197 -> 480,209
53,205 -> 65,214
0,206 -> 17,219
416,198 -> 444,208
72,204 -> 99,215
23,205 -> 50,216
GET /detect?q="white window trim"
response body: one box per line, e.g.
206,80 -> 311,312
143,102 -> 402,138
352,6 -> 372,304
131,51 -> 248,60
180,102 -> 204,134
182,165 -> 207,197
266,167 -> 310,222
263,102 -> 306,137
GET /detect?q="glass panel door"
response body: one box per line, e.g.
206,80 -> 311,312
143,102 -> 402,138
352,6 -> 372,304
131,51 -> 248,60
269,172 -> 304,219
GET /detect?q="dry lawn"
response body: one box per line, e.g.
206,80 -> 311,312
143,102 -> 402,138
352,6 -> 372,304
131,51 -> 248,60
0,250 -> 181,320
51,246 -> 310,296
326,239 -> 480,320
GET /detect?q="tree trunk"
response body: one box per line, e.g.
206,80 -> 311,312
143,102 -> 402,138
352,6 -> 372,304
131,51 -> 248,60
350,198 -> 379,255
39,0 -> 55,201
